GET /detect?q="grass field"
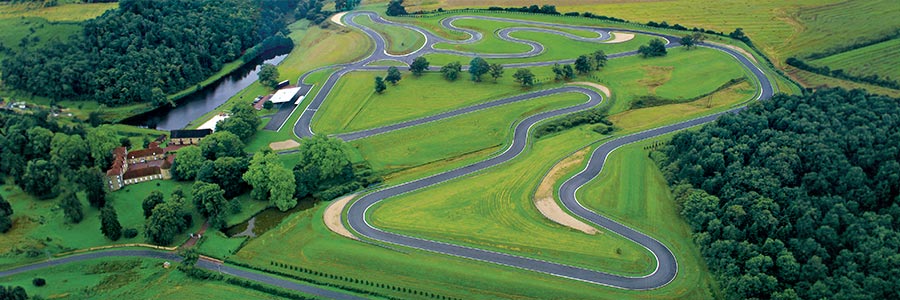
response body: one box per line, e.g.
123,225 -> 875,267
786,66 -> 900,98
352,92 -> 588,182
0,179 -> 268,270
810,38 -> 900,80
0,256 -> 307,299
0,2 -> 116,22
311,67 -> 559,134
353,14 -> 425,55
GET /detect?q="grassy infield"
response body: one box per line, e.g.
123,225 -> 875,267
0,3 -> 796,299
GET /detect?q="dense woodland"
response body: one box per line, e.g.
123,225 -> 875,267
1,0 -> 297,106
655,88 -> 900,299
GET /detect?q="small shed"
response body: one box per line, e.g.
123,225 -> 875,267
269,87 -> 302,104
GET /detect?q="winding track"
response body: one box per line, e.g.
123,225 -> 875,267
0,10 -> 775,297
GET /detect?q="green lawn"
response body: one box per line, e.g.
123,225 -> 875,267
0,256 -> 308,299
0,179 -> 268,270
811,38 -> 900,80
352,91 -> 588,182
353,13 -> 425,55
311,67 -> 560,134
0,2 -> 116,22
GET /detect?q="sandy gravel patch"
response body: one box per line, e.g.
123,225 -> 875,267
708,41 -> 758,63
568,82 -> 611,98
330,12 -> 348,27
606,32 -> 634,43
324,194 -> 358,240
269,139 -> 300,151
534,148 -> 599,235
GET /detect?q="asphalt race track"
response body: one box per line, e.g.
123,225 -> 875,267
0,10 -> 775,298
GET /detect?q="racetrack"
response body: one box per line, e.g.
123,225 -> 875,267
0,10 -> 775,297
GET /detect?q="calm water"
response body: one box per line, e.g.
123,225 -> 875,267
124,52 -> 288,130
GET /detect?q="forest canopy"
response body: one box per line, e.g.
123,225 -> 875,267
0,0 -> 297,106
655,88 -> 900,299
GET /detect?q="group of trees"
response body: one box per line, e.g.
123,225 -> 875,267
385,0 -> 407,16
0,195 -> 12,233
143,190 -> 191,245
216,105 -> 261,141
293,136 -> 379,201
1,0 -> 297,106
440,61 -> 462,81
638,39 -> 668,57
0,285 -> 28,300
487,4 -> 558,15
680,33 -> 706,49
0,111 -> 118,235
258,64 -> 281,89
374,66 -> 402,94
655,88 -> 900,299
244,150 -> 297,211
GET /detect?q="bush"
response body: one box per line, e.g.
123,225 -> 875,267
534,107 -> 611,138
123,228 -> 138,239
32,278 -> 46,287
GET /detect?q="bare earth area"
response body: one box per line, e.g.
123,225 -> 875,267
607,32 -> 635,43
269,139 -> 300,151
533,148 -> 599,235
324,194 -> 358,240
330,11 -> 348,27
569,82 -> 611,98
708,41 -> 758,63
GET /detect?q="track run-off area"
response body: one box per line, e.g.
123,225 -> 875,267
0,10 -> 774,298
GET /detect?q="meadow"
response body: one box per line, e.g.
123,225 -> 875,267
353,14 -> 425,55
811,38 -> 900,80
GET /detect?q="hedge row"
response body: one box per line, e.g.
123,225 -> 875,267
786,57 -> 900,90
630,77 -> 748,109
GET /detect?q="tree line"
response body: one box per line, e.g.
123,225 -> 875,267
786,57 -> 900,90
654,88 -> 900,299
1,0 -> 297,106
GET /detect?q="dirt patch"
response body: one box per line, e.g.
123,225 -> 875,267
324,194 -> 358,240
707,41 -> 758,64
639,66 -> 674,94
568,82 -> 611,98
606,32 -> 635,43
269,139 -> 300,151
533,148 -> 599,235
330,12 -> 348,27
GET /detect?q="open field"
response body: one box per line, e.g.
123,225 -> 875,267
811,38 -> 900,80
352,92 -> 587,182
0,179 -> 268,270
354,14 -> 425,55
786,66 -> 900,98
0,256 -> 295,299
0,2 -> 116,21
312,67 -> 558,134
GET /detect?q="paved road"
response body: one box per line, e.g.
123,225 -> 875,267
0,10 -> 775,296
322,12 -> 774,290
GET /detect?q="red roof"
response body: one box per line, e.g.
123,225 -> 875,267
128,148 -> 163,160
106,147 -> 128,176
123,166 -> 161,180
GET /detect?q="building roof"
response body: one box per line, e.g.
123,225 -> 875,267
161,155 -> 174,169
106,147 -> 128,177
170,129 -> 213,139
123,166 -> 161,180
269,87 -> 302,104
128,148 -> 163,160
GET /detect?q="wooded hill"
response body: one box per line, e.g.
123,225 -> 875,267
655,88 -> 900,299
1,0 -> 297,106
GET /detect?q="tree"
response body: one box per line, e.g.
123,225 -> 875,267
86,125 -> 120,167
0,194 -> 12,233
269,164 -> 297,211
20,159 -> 59,199
638,39 -> 668,57
0,285 -> 28,299
258,63 -> 280,89
562,64 -> 575,80
681,35 -> 695,49
172,146 -> 205,181
409,56 -> 429,76
76,167 -> 107,208
25,127 -> 53,161
244,150 -> 277,200
293,136 -> 354,199
488,63 -> 504,83
142,190 -> 165,218
216,104 -> 260,141
199,131 -> 245,160
263,100 -> 273,109
50,133 -> 90,171
440,61 -> 462,81
99,205 -> 122,241
145,195 -> 187,245
197,156 -> 249,199
729,27 -> 749,43
60,191 -> 84,224
385,66 -> 402,85
574,55 -> 592,74
386,0 -> 407,16
513,68 -> 535,87
468,57 -> 489,82
335,0 -> 360,11
591,50 -> 608,70
374,76 -> 387,94
192,182 -> 229,229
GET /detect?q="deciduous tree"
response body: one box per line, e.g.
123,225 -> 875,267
21,159 -> 59,200
60,191 -> 84,224
100,205 -> 122,241
513,68 -> 535,87
488,63 -> 504,82
199,131 -> 245,160
172,146 -> 205,181
409,56 -> 429,76
574,55 -> 592,74
192,182 -> 229,229
385,66 -> 402,85
374,76 -> 387,94
468,57 -> 489,82
440,61 -> 462,81
142,190 -> 165,218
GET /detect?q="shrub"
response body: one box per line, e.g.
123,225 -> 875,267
123,228 -> 138,239
32,278 -> 46,287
